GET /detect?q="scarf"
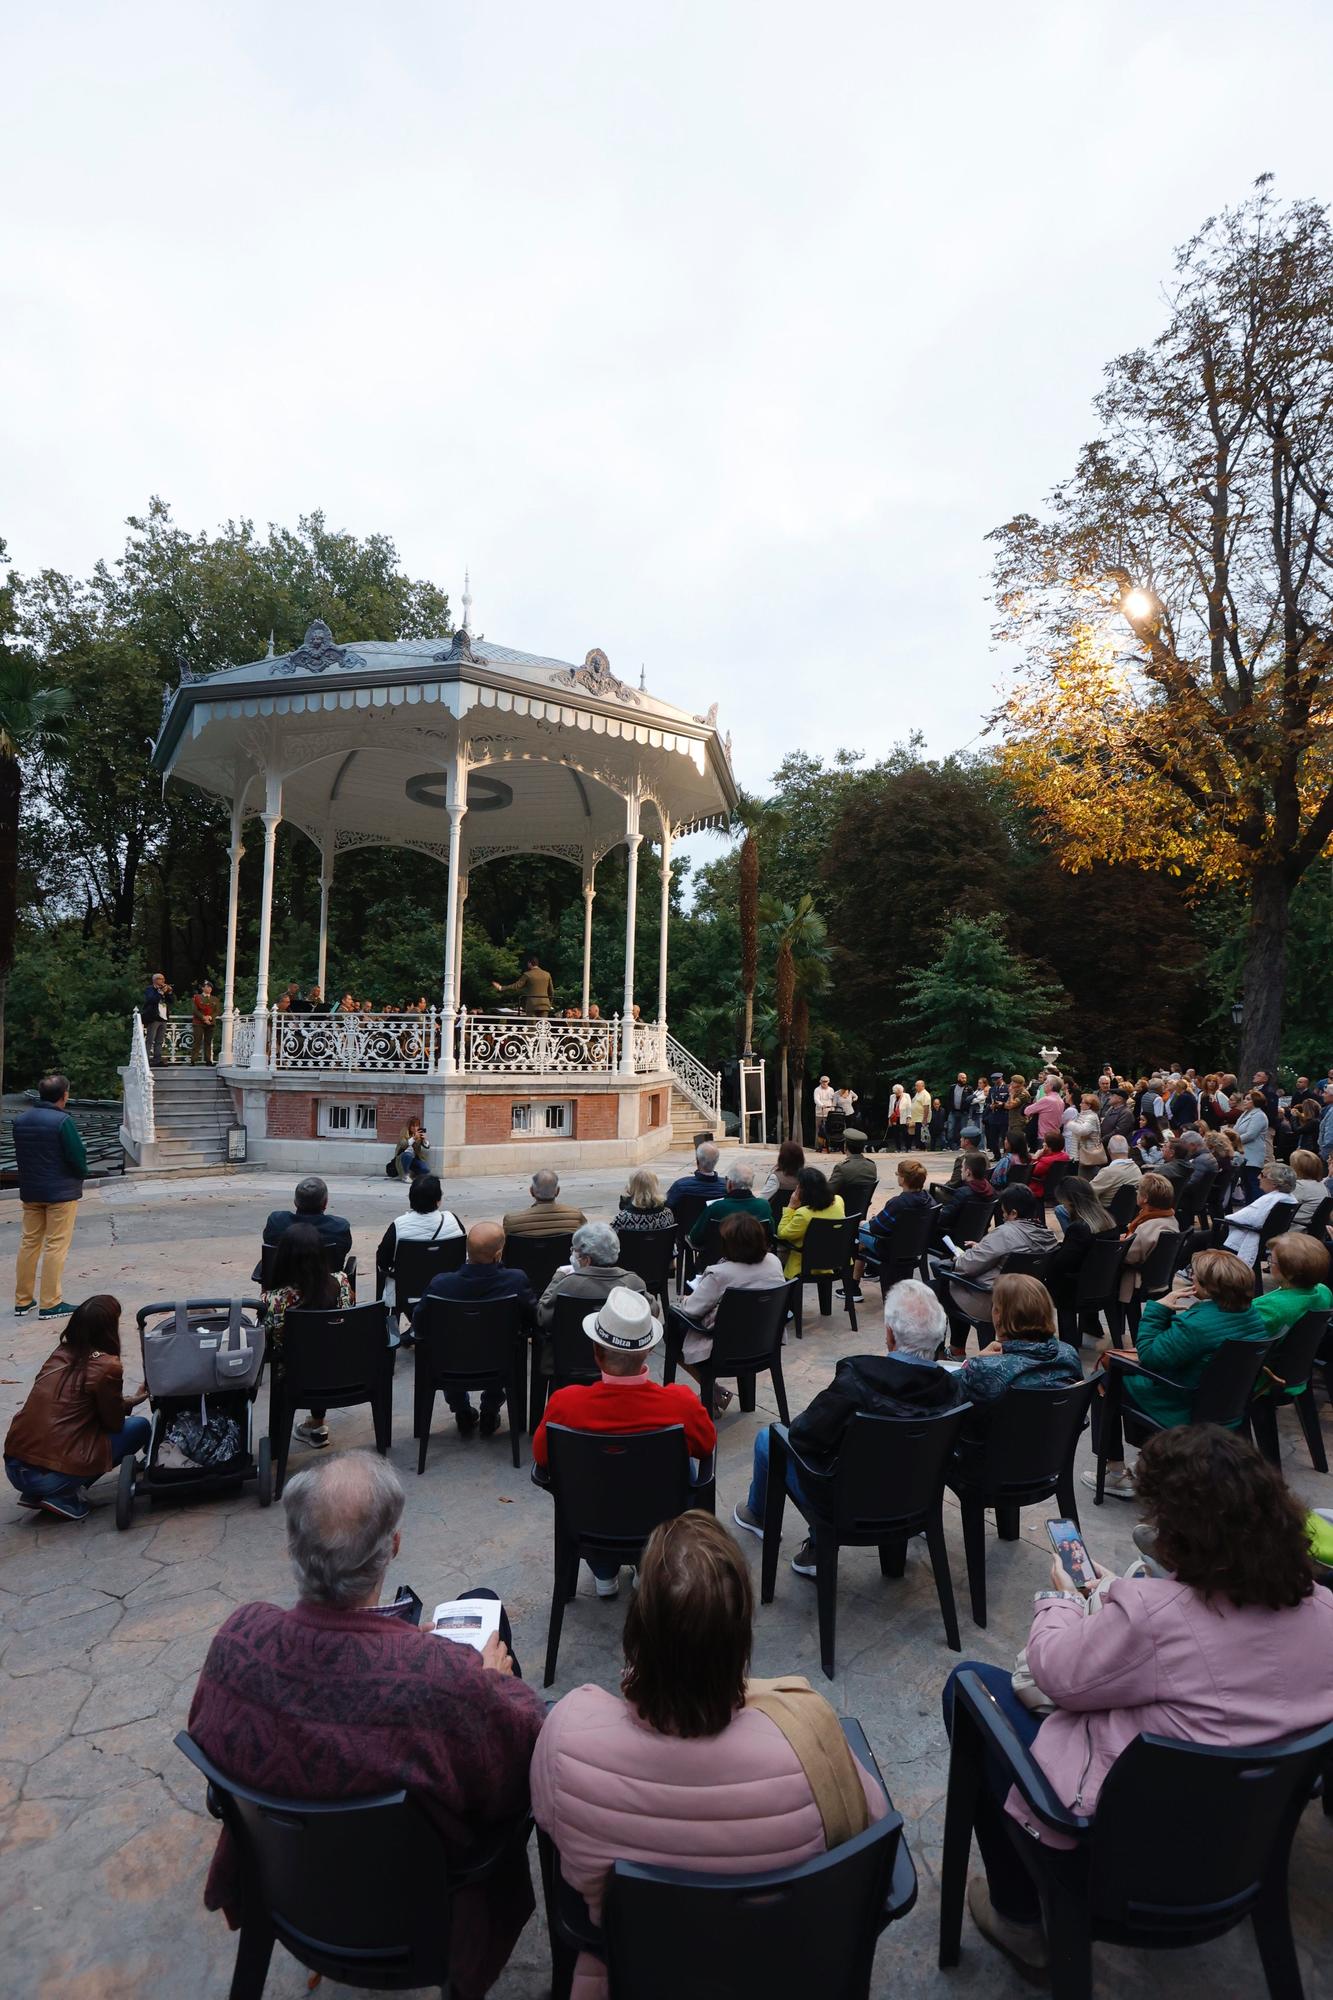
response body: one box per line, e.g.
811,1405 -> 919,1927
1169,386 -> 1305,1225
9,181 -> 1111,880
1124,1203 -> 1175,1236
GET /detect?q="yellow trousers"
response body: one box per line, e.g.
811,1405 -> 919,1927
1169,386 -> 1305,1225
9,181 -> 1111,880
15,1200 -> 79,1310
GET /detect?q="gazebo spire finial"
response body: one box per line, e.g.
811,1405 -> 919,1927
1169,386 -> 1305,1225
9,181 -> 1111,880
265,631 -> 275,659
461,569 -> 473,635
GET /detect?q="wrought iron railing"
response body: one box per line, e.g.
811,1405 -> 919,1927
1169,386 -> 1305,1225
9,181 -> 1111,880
270,1008 -> 438,1072
123,1013 -> 156,1144
460,1011 -> 621,1075
664,1031 -> 722,1124
230,1011 -> 255,1068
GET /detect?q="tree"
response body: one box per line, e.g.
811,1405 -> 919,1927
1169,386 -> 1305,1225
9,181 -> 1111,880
739,833 -> 759,1054
898,916 -> 1060,1082
991,181 -> 1333,1076
0,556 -> 71,1097
774,936 -> 795,1143
768,893 -> 830,1139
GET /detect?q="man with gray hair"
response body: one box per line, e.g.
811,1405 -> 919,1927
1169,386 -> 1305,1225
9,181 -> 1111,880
733,1278 -> 964,1576
500,1167 -> 586,1241
535,1221 -> 660,1360
1090,1133 -> 1142,1201
686,1159 -> 773,1252
665,1141 -> 725,1210
187,1452 -> 544,1996
258,1173 -> 352,1275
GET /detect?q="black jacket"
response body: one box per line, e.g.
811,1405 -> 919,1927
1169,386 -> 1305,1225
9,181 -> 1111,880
788,1353 -> 965,1475
261,1208 -> 353,1261
413,1259 -> 537,1335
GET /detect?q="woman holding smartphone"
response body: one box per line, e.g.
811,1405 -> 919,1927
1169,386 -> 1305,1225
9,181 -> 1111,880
943,1426 -> 1333,1978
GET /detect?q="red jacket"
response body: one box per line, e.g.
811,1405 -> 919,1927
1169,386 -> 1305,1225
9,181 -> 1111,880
1028,1148 -> 1070,1199
533,1370 -> 716,1467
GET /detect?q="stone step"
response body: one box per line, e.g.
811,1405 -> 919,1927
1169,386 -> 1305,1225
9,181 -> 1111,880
147,1134 -> 227,1157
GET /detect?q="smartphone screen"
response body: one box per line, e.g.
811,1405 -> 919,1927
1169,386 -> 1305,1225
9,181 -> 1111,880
1046,1518 -> 1096,1596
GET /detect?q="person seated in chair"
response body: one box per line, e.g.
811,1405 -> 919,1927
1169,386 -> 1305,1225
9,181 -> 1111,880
732,1280 -> 965,1576
931,1185 -> 1056,1359
1171,1130 -> 1218,1222
686,1160 -> 773,1251
1223,1160 -> 1298,1269
1088,1247 -> 1268,1499
775,1166 -> 845,1280
1251,1231 -> 1332,1340
669,1212 -> 785,1404
535,1221 -> 659,1379
990,1135 -> 1030,1190
1287,1149 -> 1332,1233
854,1156 -> 935,1285
952,1275 -> 1082,1472
1089,1134 -> 1142,1202
931,1154 -> 996,1251
500,1167 -> 586,1241
1039,1177 -> 1117,1336
613,1168 -> 677,1236
259,1175 -> 353,1272
1026,1134 -> 1070,1205
532,1511 -> 886,2000
413,1221 -> 537,1439
829,1127 -> 878,1205
664,1141 -> 726,1209
531,1288 -> 715,1598
263,1223 -> 357,1452
374,1173 -> 464,1313
188,1451 -> 544,2000
943,1425 -> 1333,1980
942,1126 -> 992,1190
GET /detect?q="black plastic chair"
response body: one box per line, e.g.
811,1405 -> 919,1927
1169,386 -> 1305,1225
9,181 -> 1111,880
945,1379 -> 1096,1626
768,1189 -> 791,1235
1107,1184 -> 1140,1230
501,1230 -> 573,1303
939,1669 -> 1333,2000
1123,1227 -> 1182,1338
761,1407 -> 970,1674
862,1203 -> 934,1289
1058,1235 -> 1129,1346
542,1424 -> 712,1684
271,1303 -> 395,1497
690,1212 -> 777,1271
669,1194 -> 712,1291
529,1292 -> 607,1430
615,1226 -> 677,1319
1247,1310 -> 1330,1474
1038,1159 -> 1075,1212
1208,1163 -> 1238,1220
1302,1194 -> 1333,1241
174,1729 -> 532,1999
413,1295 -> 526,1470
387,1235 -> 466,1319
663,1280 -> 797,1420
942,1248 -> 1049,1350
537,1718 -> 916,2000
948,1196 -> 998,1247
1255,1201 -> 1296,1270
794,1216 -> 862,1336
1094,1338 -> 1277,1502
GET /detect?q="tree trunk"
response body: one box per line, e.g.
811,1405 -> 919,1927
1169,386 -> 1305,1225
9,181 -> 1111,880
1237,866 -> 1289,1079
778,1043 -> 790,1143
791,1067 -> 804,1146
742,990 -> 754,1058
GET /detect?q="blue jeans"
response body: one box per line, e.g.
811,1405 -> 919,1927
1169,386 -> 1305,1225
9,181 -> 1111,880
946,1110 -> 964,1150
6,1416 -> 150,1505
942,1662 -> 1044,1922
745,1423 -> 814,1522
1053,1203 -> 1070,1232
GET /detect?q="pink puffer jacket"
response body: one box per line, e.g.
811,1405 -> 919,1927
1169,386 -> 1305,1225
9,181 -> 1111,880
531,1684 -> 887,2000
1011,1576 -> 1333,1838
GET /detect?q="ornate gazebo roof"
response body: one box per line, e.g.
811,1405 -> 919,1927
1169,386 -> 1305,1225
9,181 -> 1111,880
152,620 -> 737,867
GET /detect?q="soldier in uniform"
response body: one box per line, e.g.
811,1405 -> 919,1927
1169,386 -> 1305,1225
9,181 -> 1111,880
491,953 -> 555,1016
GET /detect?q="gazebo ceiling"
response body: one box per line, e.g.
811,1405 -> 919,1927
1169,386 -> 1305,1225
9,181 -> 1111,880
152,623 -> 737,866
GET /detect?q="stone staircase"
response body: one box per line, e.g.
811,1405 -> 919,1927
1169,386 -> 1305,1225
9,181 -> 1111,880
668,1082 -> 735,1150
138,1068 -> 235,1169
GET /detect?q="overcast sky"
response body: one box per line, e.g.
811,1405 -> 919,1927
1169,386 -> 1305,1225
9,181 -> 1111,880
5,0 -> 1332,812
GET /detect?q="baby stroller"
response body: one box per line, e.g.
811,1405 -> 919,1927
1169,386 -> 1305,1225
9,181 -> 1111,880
117,1299 -> 270,1530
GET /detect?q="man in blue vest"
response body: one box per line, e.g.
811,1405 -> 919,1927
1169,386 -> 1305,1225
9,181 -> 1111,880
14,1074 -> 88,1318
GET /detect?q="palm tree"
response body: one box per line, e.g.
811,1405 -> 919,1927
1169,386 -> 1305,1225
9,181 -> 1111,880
739,833 -> 759,1055
770,893 -> 830,1141
0,658 -> 72,1098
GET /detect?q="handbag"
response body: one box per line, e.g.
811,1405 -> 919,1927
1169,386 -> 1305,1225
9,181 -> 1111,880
744,1674 -> 871,1847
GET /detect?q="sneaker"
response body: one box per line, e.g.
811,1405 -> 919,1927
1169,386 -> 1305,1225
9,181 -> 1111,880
1081,1465 -> 1135,1500
40,1491 -> 91,1522
38,1302 -> 73,1320
790,1538 -> 817,1577
15,1493 -> 43,1511
479,1401 -> 504,1438
14,1302 -> 35,1317
732,1500 -> 764,1541
453,1408 -> 479,1439
294,1420 -> 331,1448
966,1878 -> 1048,1977
594,1572 -> 620,1599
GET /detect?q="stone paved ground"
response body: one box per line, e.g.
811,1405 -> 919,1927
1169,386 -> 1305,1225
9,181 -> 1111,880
2,1149 -> 1331,1999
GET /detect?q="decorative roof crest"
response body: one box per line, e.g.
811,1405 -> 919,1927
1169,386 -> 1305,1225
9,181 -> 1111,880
273,619 -> 367,675
432,626 -> 478,665
551,648 -> 642,706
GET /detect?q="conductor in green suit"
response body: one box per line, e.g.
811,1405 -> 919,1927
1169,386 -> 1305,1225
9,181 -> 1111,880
492,953 -> 555,1016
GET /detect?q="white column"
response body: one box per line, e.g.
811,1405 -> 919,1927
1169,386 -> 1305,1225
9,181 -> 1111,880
453,874 -> 468,1003
317,847 -> 333,998
253,772 -> 283,1017
440,750 -> 469,1075
580,859 -> 597,1018
620,790 -> 641,1075
656,818 -> 673,1032
220,796 -> 245,1064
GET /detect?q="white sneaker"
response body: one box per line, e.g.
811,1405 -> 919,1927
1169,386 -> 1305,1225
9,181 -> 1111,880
594,1572 -> 620,1599
294,1420 -> 330,1448
1082,1465 -> 1135,1499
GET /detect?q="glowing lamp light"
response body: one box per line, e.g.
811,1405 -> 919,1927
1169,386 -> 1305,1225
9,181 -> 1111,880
1122,587 -> 1154,621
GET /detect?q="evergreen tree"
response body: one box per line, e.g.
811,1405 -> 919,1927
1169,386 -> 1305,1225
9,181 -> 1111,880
897,916 -> 1060,1083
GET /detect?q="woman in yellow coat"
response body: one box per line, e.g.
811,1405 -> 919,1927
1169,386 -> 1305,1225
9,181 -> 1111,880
777,1166 -> 846,1278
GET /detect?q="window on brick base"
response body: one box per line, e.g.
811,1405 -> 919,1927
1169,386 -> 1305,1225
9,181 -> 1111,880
319,1098 -> 378,1138
511,1099 -> 573,1138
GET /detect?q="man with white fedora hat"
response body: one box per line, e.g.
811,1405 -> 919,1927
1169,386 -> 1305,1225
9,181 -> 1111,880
532,1287 -> 716,1598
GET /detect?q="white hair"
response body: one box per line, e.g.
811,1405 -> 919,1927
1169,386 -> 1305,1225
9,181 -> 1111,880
696,1142 -> 720,1173
285,1451 -> 404,1608
883,1280 -> 947,1358
573,1220 -> 620,1266
1107,1135 -> 1129,1158
726,1161 -> 755,1191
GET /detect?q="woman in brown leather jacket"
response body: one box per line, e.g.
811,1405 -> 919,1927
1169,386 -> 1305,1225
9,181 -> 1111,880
4,1296 -> 149,1522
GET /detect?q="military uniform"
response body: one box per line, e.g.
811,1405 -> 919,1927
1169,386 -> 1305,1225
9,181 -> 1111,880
496,965 -> 555,1016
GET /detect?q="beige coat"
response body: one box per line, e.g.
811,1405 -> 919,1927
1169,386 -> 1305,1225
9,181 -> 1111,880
1091,1157 -> 1142,1198
1068,1111 -> 1106,1168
